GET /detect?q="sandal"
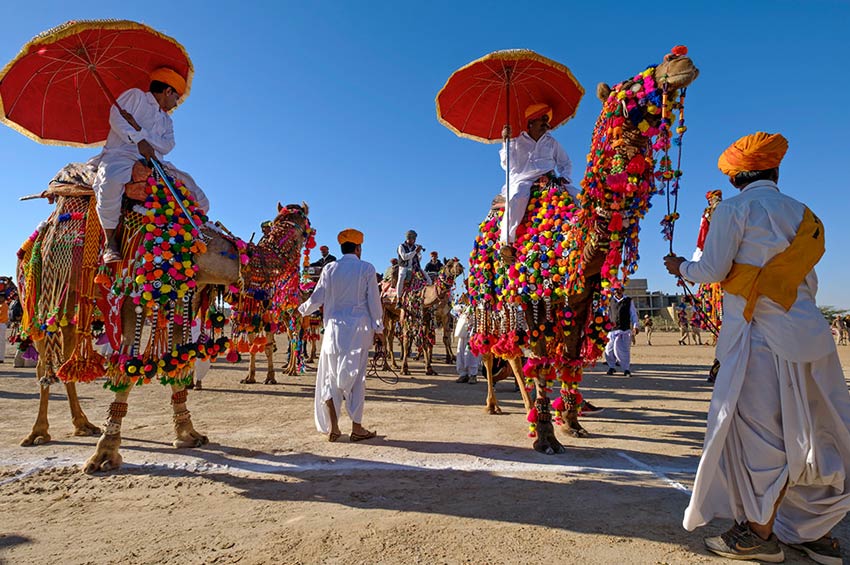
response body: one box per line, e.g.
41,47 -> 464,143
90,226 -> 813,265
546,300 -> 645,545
328,431 -> 342,442
349,429 -> 377,442
102,248 -> 122,263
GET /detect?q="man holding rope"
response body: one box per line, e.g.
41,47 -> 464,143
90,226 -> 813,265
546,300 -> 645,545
665,132 -> 850,564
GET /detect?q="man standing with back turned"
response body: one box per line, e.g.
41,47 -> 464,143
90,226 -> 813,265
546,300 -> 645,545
299,229 -> 384,443
665,132 -> 850,564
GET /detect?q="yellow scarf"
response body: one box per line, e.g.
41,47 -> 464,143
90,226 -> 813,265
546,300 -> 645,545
721,207 -> 824,322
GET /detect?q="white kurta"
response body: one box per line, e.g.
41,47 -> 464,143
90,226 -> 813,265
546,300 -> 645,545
298,254 -> 384,433
680,180 -> 850,544
499,131 -> 577,243
89,88 -> 209,229
605,296 -> 639,371
453,305 -> 480,377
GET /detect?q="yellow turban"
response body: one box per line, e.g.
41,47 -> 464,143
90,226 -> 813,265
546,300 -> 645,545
524,103 -> 553,123
717,132 -> 788,177
150,67 -> 187,96
337,228 -> 363,245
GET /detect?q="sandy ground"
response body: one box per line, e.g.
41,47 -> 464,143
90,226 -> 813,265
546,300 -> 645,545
1,332 -> 849,565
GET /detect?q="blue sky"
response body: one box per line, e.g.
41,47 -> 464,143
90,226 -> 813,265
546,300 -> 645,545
2,1 -> 849,308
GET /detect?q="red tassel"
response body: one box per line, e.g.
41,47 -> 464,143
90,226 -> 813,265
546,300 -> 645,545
608,212 -> 623,232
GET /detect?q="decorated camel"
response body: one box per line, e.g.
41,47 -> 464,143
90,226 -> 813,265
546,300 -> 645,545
398,258 -> 465,375
467,47 -> 699,453
229,203 -> 315,384
16,162 -> 251,473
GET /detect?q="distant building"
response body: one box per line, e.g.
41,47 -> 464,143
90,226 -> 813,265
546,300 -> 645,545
623,278 -> 682,325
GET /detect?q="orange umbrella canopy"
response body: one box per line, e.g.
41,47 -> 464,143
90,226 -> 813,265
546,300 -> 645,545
436,49 -> 584,143
0,19 -> 193,148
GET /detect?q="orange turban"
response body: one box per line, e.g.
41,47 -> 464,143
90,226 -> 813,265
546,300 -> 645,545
524,103 -> 553,123
337,228 -> 363,245
150,67 -> 187,96
717,132 -> 788,177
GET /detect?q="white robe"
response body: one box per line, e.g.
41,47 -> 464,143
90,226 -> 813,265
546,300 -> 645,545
298,254 -> 384,433
499,131 -> 577,243
89,88 -> 209,229
605,296 -> 639,371
453,306 -> 480,377
680,180 -> 850,543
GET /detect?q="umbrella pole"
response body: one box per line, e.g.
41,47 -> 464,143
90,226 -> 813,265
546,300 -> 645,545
503,73 -> 512,246
88,67 -> 204,238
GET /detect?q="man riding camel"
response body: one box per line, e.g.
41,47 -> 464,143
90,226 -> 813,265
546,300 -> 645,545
499,103 -> 578,260
395,230 -> 429,300
91,67 -> 209,263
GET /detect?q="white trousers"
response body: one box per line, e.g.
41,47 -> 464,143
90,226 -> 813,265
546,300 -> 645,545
395,267 -> 430,298
191,322 -> 211,383
499,185 -> 531,244
93,156 -> 209,230
685,325 -> 850,543
314,349 -> 370,433
455,334 -> 480,377
604,329 -> 632,371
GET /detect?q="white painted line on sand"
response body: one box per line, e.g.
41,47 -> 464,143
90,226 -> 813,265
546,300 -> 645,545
617,451 -> 692,495
0,451 -> 697,492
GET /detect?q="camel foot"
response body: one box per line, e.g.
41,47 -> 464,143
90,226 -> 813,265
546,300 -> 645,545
563,416 -> 590,438
485,403 -> 502,415
401,367 -> 411,376
20,429 -> 51,446
240,376 -> 257,384
264,376 -> 278,385
173,421 -> 209,448
73,420 -> 102,437
425,368 -> 437,376
533,422 -> 565,454
83,434 -> 123,474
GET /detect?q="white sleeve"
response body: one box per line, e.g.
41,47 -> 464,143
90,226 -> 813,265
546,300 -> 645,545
148,117 -> 175,156
298,267 -> 327,317
630,301 -> 639,327
499,142 -> 508,172
398,244 -> 417,261
110,89 -> 149,145
365,265 -> 384,332
680,203 -> 742,284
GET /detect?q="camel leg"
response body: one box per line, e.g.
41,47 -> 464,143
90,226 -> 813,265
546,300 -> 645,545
562,368 -> 590,439
443,327 -> 454,365
83,390 -> 130,473
507,357 -> 533,412
424,343 -> 436,376
388,326 -> 399,369
400,333 -> 411,376
66,382 -> 101,436
170,385 -> 209,448
483,354 -> 502,415
531,367 -> 565,455
264,333 -> 278,384
242,351 -> 258,383
21,381 -> 52,446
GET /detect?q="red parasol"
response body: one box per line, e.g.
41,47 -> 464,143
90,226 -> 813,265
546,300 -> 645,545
0,19 -> 193,148
436,49 -> 584,144
436,49 -> 584,238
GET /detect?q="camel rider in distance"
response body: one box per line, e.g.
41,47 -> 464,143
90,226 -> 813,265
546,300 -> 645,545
395,230 -> 430,301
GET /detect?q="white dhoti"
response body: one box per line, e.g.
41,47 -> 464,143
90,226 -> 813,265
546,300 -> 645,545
91,153 -> 209,230
454,311 -> 480,377
684,323 -> 850,543
500,182 -> 532,244
604,329 -> 632,371
314,346 -> 370,434
191,321 -> 211,383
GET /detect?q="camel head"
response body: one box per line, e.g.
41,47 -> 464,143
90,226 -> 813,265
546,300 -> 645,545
575,46 -> 699,290
271,202 -> 311,241
442,257 -> 465,279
